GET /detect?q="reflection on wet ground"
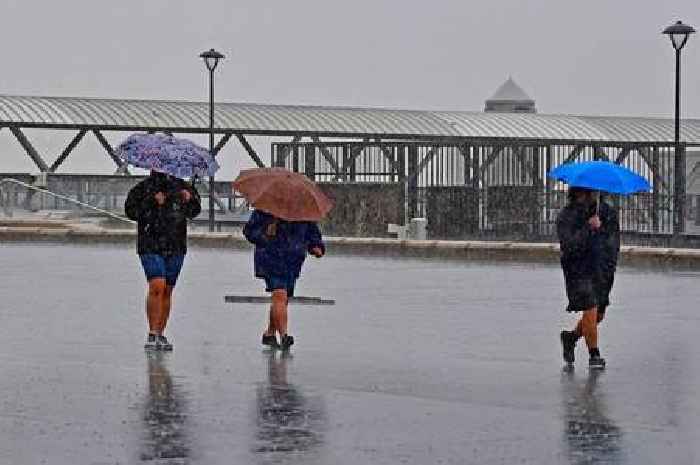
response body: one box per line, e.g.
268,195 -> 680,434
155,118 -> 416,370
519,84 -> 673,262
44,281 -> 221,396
140,352 -> 190,463
1,244 -> 699,464
562,371 -> 622,464
253,352 -> 325,463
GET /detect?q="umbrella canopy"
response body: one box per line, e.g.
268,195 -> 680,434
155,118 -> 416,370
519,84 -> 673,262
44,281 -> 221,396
116,133 -> 219,179
233,168 -> 333,222
548,161 -> 651,195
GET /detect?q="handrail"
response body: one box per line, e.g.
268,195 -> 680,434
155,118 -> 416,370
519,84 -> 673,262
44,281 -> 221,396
0,178 -> 135,224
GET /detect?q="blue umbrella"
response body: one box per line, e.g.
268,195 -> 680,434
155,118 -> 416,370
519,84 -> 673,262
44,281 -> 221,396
548,160 -> 651,195
116,133 -> 219,179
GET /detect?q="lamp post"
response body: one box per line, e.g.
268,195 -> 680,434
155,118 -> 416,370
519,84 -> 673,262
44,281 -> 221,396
663,21 -> 695,236
200,48 -> 225,232
663,21 -> 695,143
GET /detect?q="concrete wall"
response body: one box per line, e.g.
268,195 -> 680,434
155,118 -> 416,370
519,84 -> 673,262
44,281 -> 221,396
317,182 -> 403,238
426,186 -> 479,239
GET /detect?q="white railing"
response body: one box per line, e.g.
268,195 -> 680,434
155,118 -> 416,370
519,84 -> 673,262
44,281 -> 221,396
0,178 -> 134,224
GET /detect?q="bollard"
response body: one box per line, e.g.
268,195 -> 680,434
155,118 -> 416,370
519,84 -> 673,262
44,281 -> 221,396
409,217 -> 427,240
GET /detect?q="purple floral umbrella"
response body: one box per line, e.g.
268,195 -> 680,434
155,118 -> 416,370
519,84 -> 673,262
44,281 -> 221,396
116,133 -> 219,179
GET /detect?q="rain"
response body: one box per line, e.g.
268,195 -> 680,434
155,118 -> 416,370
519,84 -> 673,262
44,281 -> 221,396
1,2 -> 700,464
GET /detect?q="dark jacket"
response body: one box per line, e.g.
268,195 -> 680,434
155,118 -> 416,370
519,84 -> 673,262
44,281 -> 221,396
243,210 -> 325,279
557,200 -> 620,312
125,173 -> 201,256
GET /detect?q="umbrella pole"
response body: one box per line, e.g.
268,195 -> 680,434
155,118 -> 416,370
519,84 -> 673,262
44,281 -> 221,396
596,191 -> 600,216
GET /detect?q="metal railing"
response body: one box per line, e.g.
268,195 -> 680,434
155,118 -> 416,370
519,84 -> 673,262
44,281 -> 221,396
0,178 -> 135,224
274,141 -> 698,245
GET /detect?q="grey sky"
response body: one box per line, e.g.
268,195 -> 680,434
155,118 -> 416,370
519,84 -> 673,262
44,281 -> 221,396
1,0 -> 699,175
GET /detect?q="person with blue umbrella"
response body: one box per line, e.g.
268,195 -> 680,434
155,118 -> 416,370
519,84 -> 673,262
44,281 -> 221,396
549,161 -> 650,370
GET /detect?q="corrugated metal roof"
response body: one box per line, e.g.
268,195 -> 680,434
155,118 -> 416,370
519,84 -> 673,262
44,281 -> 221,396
433,111 -> 700,143
1,94 -> 699,144
0,95 -> 458,138
434,111 -> 608,140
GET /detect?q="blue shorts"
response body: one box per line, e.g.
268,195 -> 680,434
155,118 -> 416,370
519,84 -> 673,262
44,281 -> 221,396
264,274 -> 297,297
139,254 -> 185,286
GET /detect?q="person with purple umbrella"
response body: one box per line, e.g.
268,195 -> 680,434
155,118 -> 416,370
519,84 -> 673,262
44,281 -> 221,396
125,171 -> 201,351
118,133 -> 216,351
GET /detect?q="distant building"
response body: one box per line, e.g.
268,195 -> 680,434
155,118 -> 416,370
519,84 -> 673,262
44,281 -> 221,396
482,77 -> 538,191
484,77 -> 537,113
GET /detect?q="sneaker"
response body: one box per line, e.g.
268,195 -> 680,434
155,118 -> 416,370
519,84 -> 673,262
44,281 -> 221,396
144,334 -> 158,350
280,334 -> 294,351
157,335 -> 173,351
589,356 -> 606,370
560,330 -> 577,364
262,334 -> 280,349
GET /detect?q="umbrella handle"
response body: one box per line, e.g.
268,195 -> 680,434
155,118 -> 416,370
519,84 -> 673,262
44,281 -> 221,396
266,220 -> 278,238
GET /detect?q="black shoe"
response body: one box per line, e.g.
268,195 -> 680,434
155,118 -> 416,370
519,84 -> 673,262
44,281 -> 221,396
560,330 -> 577,364
262,334 -> 279,349
156,335 -> 173,351
280,334 -> 294,351
589,356 -> 606,370
144,333 -> 158,351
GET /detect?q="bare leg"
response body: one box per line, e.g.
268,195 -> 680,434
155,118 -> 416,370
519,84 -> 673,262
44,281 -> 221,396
271,289 -> 289,337
579,307 -> 599,350
264,305 -> 275,336
596,308 -> 606,324
157,285 -> 174,334
146,278 -> 167,335
573,307 -> 606,338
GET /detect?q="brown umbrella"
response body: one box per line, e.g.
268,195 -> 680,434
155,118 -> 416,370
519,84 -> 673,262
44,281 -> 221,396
233,168 -> 333,221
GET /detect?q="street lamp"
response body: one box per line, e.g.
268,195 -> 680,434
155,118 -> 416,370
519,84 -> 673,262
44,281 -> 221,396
663,20 -> 695,143
662,21 -> 694,236
200,48 -> 225,232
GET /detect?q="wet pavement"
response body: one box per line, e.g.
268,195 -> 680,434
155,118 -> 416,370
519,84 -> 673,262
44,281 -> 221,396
1,243 -> 699,464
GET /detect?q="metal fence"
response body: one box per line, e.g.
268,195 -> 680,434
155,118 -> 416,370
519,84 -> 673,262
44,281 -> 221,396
0,174 -> 248,230
273,141 -> 696,245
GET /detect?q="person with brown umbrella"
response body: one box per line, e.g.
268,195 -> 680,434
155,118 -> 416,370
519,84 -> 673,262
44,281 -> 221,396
235,168 -> 332,350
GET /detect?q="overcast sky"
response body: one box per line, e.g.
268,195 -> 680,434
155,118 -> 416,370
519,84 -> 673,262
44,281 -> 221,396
0,0 -> 699,174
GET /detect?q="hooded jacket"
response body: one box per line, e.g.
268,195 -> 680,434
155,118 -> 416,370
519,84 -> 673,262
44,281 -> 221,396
243,209 -> 325,279
125,173 -> 201,256
557,199 -> 620,312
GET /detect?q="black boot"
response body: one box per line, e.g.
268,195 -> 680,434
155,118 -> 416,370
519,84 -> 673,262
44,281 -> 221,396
280,334 -> 295,351
262,334 -> 279,349
560,330 -> 577,364
589,348 -> 606,370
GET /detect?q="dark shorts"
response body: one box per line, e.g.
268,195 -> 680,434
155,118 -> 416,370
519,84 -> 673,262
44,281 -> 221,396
565,276 -> 596,312
565,274 -> 613,313
139,254 -> 185,286
263,274 -> 297,297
